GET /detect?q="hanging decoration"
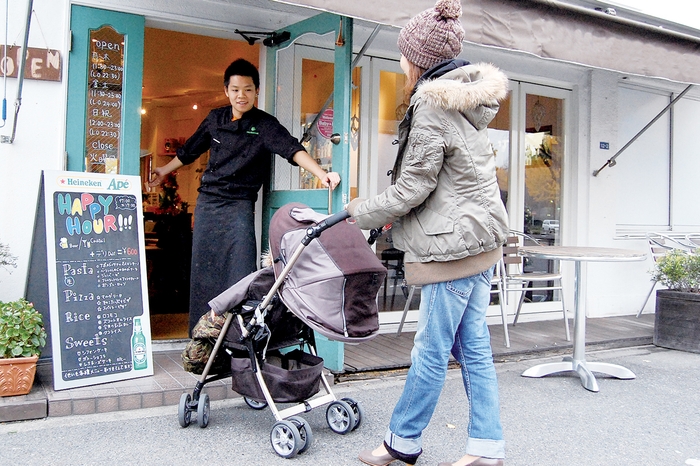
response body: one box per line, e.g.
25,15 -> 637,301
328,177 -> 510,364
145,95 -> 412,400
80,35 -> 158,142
531,98 -> 546,132
350,114 -> 359,151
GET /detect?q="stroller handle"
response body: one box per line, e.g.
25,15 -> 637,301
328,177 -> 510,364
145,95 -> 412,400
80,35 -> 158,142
301,210 -> 351,245
367,223 -> 392,245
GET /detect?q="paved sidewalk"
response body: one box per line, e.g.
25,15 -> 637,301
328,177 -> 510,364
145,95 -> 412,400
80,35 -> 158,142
0,315 -> 654,422
1,345 -> 699,466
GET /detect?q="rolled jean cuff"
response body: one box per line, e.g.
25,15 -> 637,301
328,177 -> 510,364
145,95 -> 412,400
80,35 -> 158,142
466,437 -> 506,459
384,430 -> 422,463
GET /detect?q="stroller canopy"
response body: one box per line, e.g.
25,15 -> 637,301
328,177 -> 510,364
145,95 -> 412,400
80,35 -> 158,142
269,203 -> 386,343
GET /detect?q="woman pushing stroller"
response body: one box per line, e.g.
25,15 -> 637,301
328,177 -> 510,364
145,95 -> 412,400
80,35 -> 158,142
347,0 -> 510,465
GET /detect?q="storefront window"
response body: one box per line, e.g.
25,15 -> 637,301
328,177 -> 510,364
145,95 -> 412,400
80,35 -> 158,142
524,94 -> 563,242
299,59 -> 334,189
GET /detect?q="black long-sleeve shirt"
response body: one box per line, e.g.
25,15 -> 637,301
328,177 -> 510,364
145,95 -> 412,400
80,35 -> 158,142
176,106 -> 303,201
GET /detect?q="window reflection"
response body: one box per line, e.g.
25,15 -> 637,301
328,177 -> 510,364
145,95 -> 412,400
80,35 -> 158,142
525,95 -> 563,243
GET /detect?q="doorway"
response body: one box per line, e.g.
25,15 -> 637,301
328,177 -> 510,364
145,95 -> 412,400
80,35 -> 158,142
140,28 -> 259,339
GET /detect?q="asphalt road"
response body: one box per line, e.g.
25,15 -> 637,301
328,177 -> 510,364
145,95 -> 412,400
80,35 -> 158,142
2,345 -> 699,466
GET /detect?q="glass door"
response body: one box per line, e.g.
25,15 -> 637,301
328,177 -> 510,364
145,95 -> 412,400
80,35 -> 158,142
262,14 -> 353,222
504,82 -> 570,309
366,57 -> 419,326
264,25 -> 361,370
522,89 -> 565,244
290,46 -> 367,203
269,42 -> 368,204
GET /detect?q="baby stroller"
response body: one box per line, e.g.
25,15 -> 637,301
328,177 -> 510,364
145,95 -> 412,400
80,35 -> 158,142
177,203 -> 387,459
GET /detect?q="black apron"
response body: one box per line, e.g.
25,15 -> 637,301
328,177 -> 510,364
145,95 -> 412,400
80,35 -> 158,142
188,195 -> 256,334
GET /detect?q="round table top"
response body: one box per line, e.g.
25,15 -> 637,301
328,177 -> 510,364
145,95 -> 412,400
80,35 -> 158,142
518,245 -> 647,262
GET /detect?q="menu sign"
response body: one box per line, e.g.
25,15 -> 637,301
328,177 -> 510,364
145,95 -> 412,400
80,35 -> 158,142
42,170 -> 153,390
85,26 -> 124,174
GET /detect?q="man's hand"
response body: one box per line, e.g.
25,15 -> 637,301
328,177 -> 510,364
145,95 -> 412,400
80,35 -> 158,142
148,167 -> 168,188
323,172 -> 341,190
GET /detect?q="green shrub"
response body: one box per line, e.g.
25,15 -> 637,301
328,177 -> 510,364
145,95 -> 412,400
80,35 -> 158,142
652,249 -> 700,293
0,298 -> 47,358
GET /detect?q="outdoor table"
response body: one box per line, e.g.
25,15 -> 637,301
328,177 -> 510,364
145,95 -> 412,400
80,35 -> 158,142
517,246 -> 646,392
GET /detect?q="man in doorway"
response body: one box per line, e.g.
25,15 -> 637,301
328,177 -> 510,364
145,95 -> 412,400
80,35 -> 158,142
149,58 -> 340,334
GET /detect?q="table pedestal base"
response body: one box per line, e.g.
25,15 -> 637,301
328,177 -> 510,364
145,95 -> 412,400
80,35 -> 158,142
521,357 -> 636,392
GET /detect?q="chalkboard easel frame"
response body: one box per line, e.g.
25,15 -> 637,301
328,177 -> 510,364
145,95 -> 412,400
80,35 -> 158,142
32,170 -> 154,390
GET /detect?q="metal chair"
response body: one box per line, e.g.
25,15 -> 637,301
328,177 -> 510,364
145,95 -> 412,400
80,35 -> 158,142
503,232 -> 570,341
396,284 -> 417,336
685,233 -> 700,252
491,259 -> 511,347
381,247 -> 404,310
670,233 -> 700,253
637,232 -> 695,317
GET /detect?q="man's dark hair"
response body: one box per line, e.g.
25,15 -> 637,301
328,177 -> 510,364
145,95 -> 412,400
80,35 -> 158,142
224,59 -> 260,89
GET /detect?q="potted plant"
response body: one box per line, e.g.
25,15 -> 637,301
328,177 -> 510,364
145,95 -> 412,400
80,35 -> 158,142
651,249 -> 700,353
0,299 -> 47,396
0,241 -> 48,396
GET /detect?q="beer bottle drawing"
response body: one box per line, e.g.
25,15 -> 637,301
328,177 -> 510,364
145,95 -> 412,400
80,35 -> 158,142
131,317 -> 148,370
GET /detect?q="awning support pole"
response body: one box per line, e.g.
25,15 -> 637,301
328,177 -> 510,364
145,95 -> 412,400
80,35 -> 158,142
592,84 -> 693,176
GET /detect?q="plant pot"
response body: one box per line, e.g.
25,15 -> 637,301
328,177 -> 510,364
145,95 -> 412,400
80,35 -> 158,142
654,290 -> 700,354
0,356 -> 39,397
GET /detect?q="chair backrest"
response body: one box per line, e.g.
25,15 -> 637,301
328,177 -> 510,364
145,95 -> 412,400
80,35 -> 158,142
647,232 -> 692,264
509,230 -> 542,247
502,235 -> 522,275
669,234 -> 700,253
503,231 -> 544,275
686,233 -> 700,252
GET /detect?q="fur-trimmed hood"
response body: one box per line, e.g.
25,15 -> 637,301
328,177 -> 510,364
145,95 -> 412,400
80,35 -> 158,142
414,62 -> 509,122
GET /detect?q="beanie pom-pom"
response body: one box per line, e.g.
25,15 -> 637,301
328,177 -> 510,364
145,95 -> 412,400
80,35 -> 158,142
434,0 -> 462,19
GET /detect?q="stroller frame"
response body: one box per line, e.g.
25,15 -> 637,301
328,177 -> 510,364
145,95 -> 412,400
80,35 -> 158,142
178,210 -> 364,458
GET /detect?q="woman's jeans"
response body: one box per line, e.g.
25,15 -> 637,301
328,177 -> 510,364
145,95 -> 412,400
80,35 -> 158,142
384,268 -> 505,460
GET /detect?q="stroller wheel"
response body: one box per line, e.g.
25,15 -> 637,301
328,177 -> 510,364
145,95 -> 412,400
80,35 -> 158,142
178,393 -> 192,428
326,400 -> 356,435
244,396 -> 268,410
197,393 -> 210,428
270,420 -> 302,458
342,397 -> 364,431
288,416 -> 313,454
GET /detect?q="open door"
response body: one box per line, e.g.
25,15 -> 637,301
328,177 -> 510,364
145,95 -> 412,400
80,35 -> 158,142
261,13 -> 353,231
261,14 -> 354,371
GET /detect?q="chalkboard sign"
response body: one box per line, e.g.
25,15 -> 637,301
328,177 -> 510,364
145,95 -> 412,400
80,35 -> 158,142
39,170 -> 153,390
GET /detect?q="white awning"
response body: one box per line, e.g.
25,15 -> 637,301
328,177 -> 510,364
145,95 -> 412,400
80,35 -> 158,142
273,0 -> 700,85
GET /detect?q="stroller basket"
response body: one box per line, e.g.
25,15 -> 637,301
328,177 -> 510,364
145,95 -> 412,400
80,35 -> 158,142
229,349 -> 323,403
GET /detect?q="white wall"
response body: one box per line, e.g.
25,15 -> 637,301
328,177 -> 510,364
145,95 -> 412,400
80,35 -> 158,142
0,0 -> 69,300
616,86 -> 671,227
584,73 -> 700,317
672,96 -> 700,229
583,71 -> 654,317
